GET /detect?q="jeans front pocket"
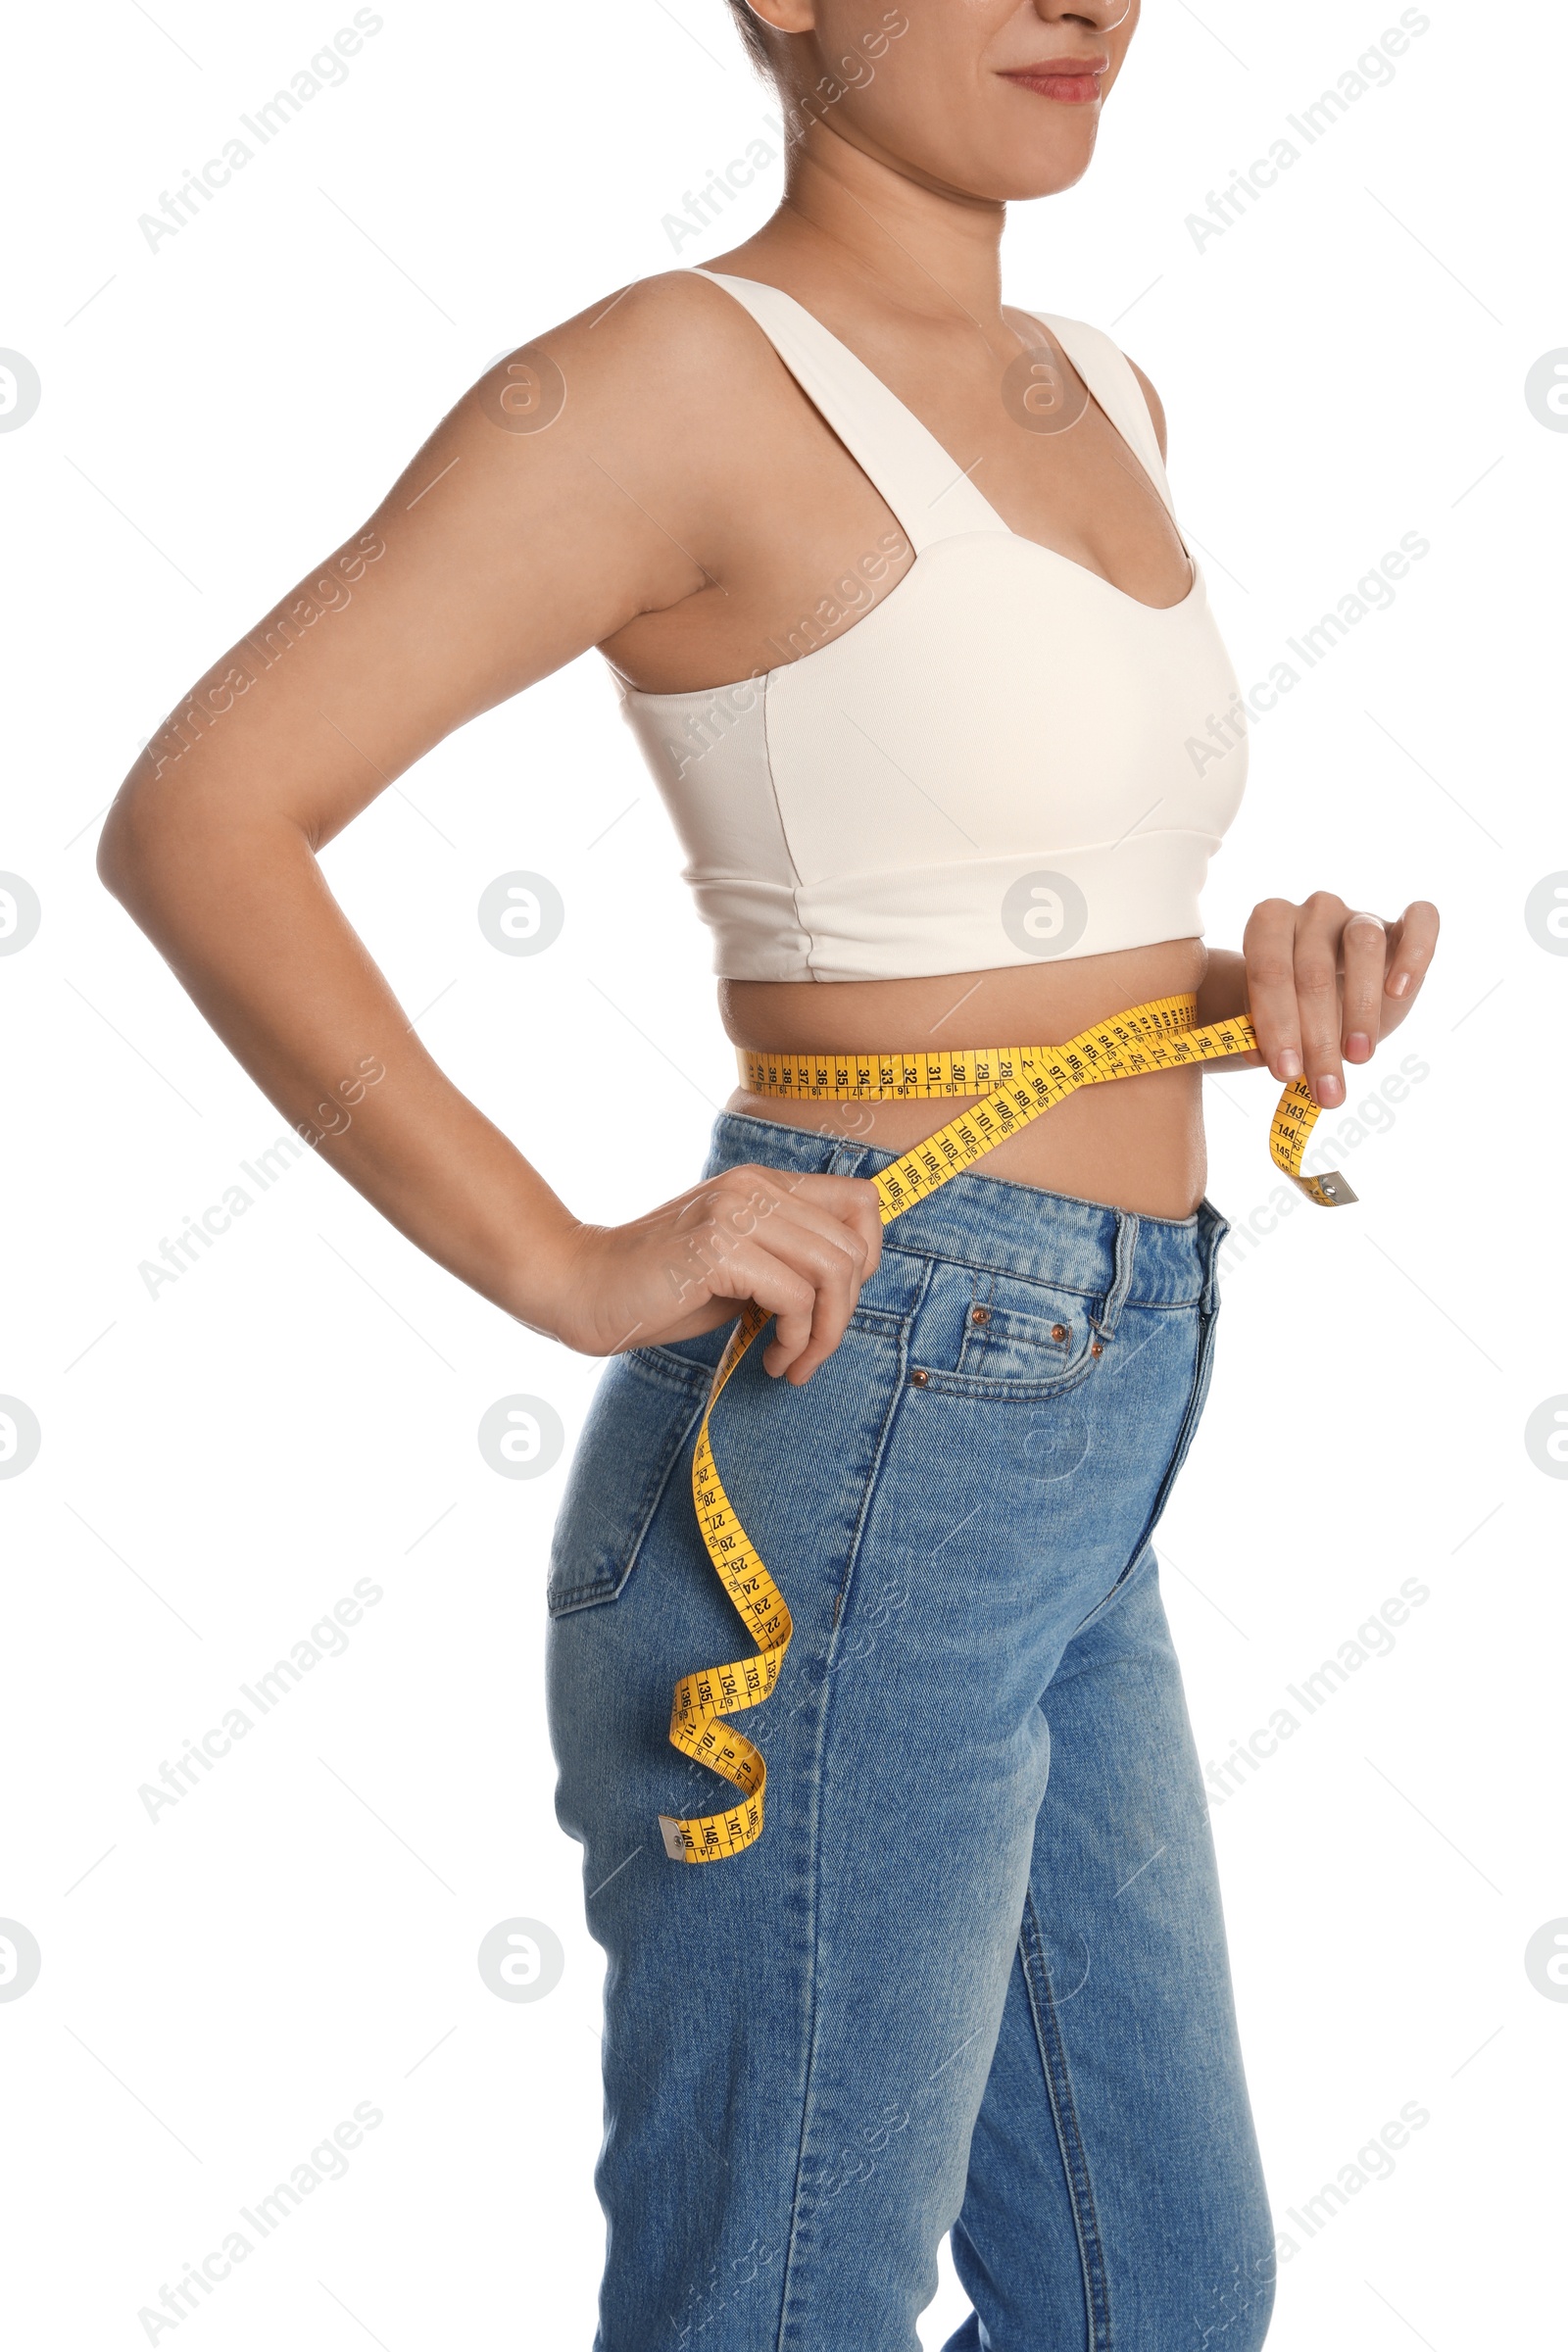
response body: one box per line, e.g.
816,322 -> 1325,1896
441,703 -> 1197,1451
546,1347 -> 711,1617
954,1288 -> 1093,1386
916,1267 -> 1102,1402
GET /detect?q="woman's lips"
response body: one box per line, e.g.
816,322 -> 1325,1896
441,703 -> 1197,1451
1000,63 -> 1106,104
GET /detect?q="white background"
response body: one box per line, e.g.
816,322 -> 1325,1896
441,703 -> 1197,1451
2,2 -> 1565,2346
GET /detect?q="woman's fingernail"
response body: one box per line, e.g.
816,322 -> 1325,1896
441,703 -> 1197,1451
1346,1031 -> 1371,1059
1315,1073 -> 1345,1107
1278,1049 -> 1302,1079
1387,970 -> 1411,998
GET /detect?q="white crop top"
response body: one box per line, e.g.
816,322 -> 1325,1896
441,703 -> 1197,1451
617,270 -> 1248,984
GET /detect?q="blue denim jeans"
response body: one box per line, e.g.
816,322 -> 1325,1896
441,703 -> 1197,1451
547,1111 -> 1275,2352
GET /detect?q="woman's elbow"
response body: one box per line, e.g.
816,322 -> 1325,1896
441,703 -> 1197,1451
96,769 -> 162,905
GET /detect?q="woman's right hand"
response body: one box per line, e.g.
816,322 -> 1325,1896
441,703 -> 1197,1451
545,1163 -> 885,1384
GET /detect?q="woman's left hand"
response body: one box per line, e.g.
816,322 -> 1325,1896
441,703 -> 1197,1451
1234,893 -> 1440,1107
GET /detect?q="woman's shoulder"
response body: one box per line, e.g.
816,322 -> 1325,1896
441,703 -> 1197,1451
444,268 -> 802,517
488,267 -> 785,415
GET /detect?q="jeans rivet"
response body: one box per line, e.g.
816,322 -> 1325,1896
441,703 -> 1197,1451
1090,1341 -> 1103,1358
1052,1323 -> 1068,1343
909,1368 -> 929,1387
970,1306 -> 990,1326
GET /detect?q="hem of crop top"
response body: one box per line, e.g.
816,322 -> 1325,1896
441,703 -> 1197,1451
692,830 -> 1219,984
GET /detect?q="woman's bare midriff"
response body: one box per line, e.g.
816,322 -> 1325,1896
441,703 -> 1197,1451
721,939 -> 1214,1222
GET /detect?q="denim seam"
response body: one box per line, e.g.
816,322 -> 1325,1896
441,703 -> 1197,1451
1069,1294 -> 1218,1638
1199,1199 -> 1231,1313
1018,1889 -> 1113,2351
829,1253 -> 932,1628
878,1239 -> 1202,1314
546,1381 -> 709,1617
1132,1297 -> 1221,1561
773,1260 -> 930,2351
906,1356 -> 1102,1407
846,1305 -> 906,1334
880,1239 -> 1102,1304
617,1347 -> 718,1398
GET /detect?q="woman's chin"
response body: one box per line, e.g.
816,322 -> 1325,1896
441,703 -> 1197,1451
962,128 -> 1102,205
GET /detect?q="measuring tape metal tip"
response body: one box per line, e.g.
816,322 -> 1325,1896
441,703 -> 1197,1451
657,1815 -> 688,1862
1289,1167 -> 1357,1207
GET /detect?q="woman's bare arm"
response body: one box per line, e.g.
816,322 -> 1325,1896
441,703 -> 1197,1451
97,280 -> 884,1374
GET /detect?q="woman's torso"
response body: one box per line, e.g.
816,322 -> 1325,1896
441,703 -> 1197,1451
599,247 -> 1242,1219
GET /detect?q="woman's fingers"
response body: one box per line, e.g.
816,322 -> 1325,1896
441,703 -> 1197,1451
1384,900 -> 1441,1003
1339,910 -> 1389,1065
788,1170 -> 886,1283
704,1234 -> 837,1377
667,1166 -> 883,1382
1241,899 -> 1307,1083
757,1173 -> 882,1381
1245,893 -> 1439,1108
1291,893 -> 1350,1106
708,1228 -> 857,1381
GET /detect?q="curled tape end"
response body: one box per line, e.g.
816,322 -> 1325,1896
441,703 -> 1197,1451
657,1815 -> 689,1863
1290,1168 -> 1358,1208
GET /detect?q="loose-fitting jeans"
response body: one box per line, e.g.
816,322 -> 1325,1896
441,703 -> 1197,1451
546,1111 -> 1275,2352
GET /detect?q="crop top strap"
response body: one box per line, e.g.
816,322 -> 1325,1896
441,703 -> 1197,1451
1029,312 -> 1178,519
694,269 -> 1011,555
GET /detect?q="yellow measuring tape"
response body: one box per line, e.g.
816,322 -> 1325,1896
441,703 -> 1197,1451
658,993 -> 1351,1864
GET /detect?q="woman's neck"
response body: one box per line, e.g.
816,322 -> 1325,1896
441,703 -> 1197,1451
741,118 -> 1011,341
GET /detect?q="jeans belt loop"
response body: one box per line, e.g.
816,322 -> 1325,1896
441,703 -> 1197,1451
1096,1209 -> 1139,1340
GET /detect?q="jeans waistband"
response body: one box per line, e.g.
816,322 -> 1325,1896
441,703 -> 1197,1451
704,1109 -> 1229,1314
